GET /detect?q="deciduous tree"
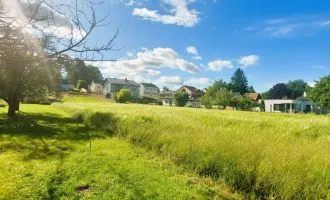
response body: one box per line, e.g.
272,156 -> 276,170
174,92 -> 189,107
307,75 -> 330,110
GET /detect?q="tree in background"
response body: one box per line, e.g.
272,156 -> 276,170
286,79 -> 308,99
239,94 -> 257,111
206,80 -> 228,97
214,88 -> 232,108
268,83 -> 290,99
162,86 -> 170,91
261,91 -> 269,99
116,89 -> 134,103
75,80 -> 88,90
307,75 -> 330,110
65,59 -> 103,85
199,95 -> 212,109
174,92 -> 189,107
248,86 -> 256,93
0,0 -> 119,117
228,68 -> 249,95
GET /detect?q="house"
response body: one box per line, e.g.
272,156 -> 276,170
176,85 -> 202,108
247,93 -> 262,112
247,93 -> 261,102
103,78 -> 139,99
58,84 -> 74,92
264,99 -> 315,113
177,85 -> 202,98
89,80 -> 103,94
160,90 -> 176,106
139,83 -> 160,96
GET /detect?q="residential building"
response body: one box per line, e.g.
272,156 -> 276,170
247,93 -> 261,102
264,99 -> 314,113
89,80 -> 103,94
139,83 -> 160,96
103,78 -> 139,99
160,90 -> 175,106
58,84 -> 74,92
177,85 -> 202,98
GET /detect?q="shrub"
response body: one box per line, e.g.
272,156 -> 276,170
116,89 -> 134,103
84,111 -> 119,135
174,92 -> 189,107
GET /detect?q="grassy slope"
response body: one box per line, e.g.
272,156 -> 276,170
61,94 -> 109,103
55,102 -> 330,199
0,105 -> 240,200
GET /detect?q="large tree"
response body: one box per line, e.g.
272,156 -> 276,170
0,0 -> 119,117
65,59 -> 103,85
307,75 -> 330,110
268,83 -> 290,99
286,79 -> 308,99
228,68 -> 249,95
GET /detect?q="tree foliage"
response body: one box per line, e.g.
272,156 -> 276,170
307,75 -> 330,109
286,79 -> 308,99
116,89 -> 133,103
268,83 -> 290,99
75,80 -> 87,90
174,92 -> 189,107
214,88 -> 232,107
248,86 -> 256,93
0,0 -> 120,117
65,59 -> 103,85
228,68 -> 249,95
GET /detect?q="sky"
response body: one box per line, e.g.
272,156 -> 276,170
27,0 -> 330,92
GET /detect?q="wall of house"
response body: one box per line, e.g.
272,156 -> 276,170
91,83 -> 103,94
264,100 -> 313,113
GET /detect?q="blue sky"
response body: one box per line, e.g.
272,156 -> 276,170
88,0 -> 330,92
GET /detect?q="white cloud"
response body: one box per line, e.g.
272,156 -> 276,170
125,0 -> 135,6
238,55 -> 259,67
185,78 -> 213,88
310,66 -> 327,69
208,59 -> 233,71
193,56 -> 202,60
127,52 -> 134,57
92,47 -> 200,83
262,25 -> 298,38
132,0 -> 200,27
308,81 -> 315,87
155,76 -> 184,85
187,46 -> 198,55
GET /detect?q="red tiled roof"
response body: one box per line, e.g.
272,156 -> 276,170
247,93 -> 261,101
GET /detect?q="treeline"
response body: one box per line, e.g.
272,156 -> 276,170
200,68 -> 259,110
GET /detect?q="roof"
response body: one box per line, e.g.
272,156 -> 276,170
232,92 -> 241,97
247,93 -> 261,101
141,83 -> 159,88
160,90 -> 175,95
181,85 -> 201,92
92,80 -> 103,84
105,78 -> 139,86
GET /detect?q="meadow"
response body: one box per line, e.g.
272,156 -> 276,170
53,102 -> 330,199
0,104 -> 240,200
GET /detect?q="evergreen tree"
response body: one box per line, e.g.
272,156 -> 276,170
228,68 -> 249,94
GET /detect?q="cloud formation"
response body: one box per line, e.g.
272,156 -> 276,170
238,55 -> 259,67
208,59 -> 233,71
132,0 -> 200,27
185,78 -> 213,88
155,76 -> 184,85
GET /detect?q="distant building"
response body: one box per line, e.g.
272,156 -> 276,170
103,78 -> 139,99
89,80 -> 103,94
247,93 -> 261,101
264,99 -> 314,113
160,90 -> 176,106
176,85 -> 202,108
58,84 -> 74,92
139,83 -> 160,96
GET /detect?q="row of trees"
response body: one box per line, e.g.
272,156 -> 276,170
262,79 -> 308,100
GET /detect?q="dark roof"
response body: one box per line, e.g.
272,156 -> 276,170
92,80 -> 103,84
247,93 -> 261,101
141,83 -> 159,88
105,78 -> 139,86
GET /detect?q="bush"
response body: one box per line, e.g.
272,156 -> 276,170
174,92 -> 189,107
116,89 -> 134,103
84,111 -> 119,135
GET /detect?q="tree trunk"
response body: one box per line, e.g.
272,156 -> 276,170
7,96 -> 19,117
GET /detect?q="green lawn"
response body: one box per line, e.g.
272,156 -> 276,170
54,102 -> 330,199
61,93 -> 109,103
0,104 -> 240,200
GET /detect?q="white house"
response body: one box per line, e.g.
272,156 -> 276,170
264,99 -> 313,113
103,78 -> 139,99
139,83 -> 160,96
160,90 -> 175,106
89,80 -> 103,94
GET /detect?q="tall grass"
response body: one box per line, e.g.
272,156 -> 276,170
54,102 -> 330,199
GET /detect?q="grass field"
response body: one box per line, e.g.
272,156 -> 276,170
53,102 -> 330,199
0,104 -> 240,200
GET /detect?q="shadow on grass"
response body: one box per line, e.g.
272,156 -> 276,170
0,112 -> 106,160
